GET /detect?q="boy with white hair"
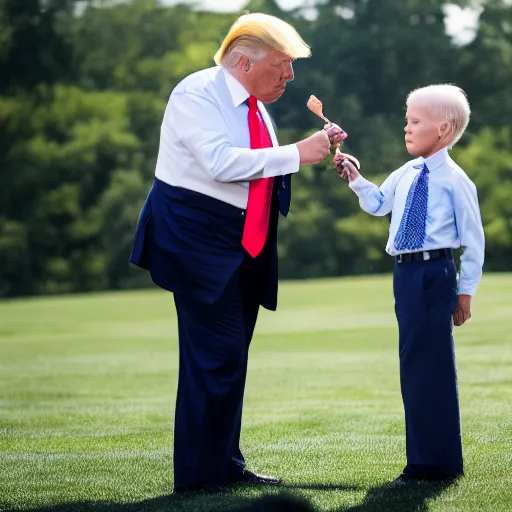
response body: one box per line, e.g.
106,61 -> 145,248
336,84 -> 485,484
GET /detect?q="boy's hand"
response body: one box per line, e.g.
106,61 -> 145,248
453,294 -> 472,326
334,151 -> 360,182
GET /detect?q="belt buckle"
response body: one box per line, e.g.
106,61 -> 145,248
423,251 -> 431,261
397,254 -> 403,264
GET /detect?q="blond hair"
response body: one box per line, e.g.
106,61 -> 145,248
214,13 -> 311,68
407,84 -> 471,148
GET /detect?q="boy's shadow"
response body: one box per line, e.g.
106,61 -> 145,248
336,479 -> 457,512
227,479 -> 456,512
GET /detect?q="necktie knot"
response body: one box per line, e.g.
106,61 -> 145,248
247,95 -> 258,110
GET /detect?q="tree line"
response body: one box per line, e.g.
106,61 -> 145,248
1,0 -> 511,297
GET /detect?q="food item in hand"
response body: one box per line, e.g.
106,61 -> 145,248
308,95 -> 359,173
307,95 -> 329,123
309,96 -> 347,148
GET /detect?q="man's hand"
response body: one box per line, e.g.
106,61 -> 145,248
296,130 -> 331,165
334,152 -> 360,182
453,294 -> 472,326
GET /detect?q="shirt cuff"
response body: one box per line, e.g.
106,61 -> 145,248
348,175 -> 371,194
261,144 -> 300,178
457,281 -> 477,296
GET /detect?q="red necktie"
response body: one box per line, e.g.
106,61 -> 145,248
241,95 -> 274,257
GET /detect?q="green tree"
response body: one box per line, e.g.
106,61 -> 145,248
456,0 -> 512,130
452,126 -> 512,270
1,0 -> 511,297
0,0 -> 76,93
0,85 -> 141,295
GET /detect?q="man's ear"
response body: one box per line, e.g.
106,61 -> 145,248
239,55 -> 252,73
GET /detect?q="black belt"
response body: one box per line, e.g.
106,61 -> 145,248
395,248 -> 453,264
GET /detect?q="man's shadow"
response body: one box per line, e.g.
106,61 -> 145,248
4,479 -> 456,512
3,491 -> 314,512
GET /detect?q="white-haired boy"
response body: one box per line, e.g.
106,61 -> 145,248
336,84 -> 485,484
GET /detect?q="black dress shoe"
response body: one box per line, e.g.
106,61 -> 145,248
232,468 -> 282,485
388,474 -> 425,487
389,473 -> 459,487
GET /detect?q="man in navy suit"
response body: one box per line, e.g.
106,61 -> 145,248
130,13 -> 346,492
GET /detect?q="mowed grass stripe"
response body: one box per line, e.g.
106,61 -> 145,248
0,274 -> 511,511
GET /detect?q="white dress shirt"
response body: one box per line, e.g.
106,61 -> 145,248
349,147 -> 485,296
154,66 -> 300,209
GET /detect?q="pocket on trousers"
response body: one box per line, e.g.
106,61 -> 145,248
423,261 -> 457,317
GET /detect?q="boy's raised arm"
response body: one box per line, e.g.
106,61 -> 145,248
338,158 -> 407,217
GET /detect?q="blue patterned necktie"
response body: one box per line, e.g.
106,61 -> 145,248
394,163 -> 430,251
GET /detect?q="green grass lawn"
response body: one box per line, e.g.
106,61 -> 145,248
0,274 -> 511,512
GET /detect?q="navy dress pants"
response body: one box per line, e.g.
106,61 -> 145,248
172,257 -> 264,490
393,257 -> 464,479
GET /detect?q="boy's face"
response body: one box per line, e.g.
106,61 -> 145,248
404,104 -> 449,158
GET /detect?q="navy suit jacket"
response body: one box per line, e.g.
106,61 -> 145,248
129,176 -> 291,311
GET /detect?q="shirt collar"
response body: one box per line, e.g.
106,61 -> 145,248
223,68 -> 250,107
417,147 -> 449,172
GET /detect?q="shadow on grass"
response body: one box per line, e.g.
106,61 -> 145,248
338,479 -> 457,512
281,483 -> 361,492
4,491 -> 315,512
4,479 -> 456,512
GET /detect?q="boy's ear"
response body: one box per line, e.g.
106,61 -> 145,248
439,120 -> 451,139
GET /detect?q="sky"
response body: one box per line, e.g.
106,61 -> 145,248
170,0 -> 318,10
161,0 -> 482,45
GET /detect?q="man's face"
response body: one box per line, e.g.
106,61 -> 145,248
245,49 -> 294,103
404,103 -> 448,158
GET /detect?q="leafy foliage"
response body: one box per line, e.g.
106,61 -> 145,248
1,0 -> 510,296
